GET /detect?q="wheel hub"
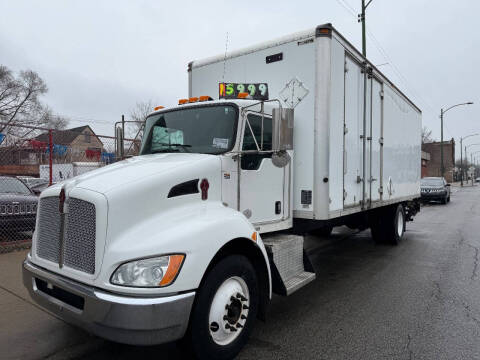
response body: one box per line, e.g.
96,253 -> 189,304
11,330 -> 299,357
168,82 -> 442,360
208,276 -> 250,345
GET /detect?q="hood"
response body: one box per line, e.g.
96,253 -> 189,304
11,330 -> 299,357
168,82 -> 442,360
49,153 -> 220,195
0,193 -> 38,203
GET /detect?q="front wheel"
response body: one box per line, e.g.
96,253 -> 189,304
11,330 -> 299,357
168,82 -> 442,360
185,255 -> 259,360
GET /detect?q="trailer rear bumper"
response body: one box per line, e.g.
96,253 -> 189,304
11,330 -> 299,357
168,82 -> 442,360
22,258 -> 195,345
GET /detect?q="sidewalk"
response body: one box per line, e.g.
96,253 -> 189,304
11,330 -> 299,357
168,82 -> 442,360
0,250 -> 102,360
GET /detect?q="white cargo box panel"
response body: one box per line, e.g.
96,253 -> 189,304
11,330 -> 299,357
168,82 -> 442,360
189,24 -> 421,221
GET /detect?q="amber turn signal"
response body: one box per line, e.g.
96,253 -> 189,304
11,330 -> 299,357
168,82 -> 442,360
159,255 -> 185,286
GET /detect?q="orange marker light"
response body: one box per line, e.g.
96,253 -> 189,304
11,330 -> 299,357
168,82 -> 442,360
153,106 -> 164,111
251,232 -> 257,242
178,99 -> 188,105
189,97 -> 199,103
238,92 -> 249,99
199,95 -> 212,102
159,255 -> 185,286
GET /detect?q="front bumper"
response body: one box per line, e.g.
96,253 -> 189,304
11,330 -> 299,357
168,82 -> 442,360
420,191 -> 447,201
23,258 -> 195,345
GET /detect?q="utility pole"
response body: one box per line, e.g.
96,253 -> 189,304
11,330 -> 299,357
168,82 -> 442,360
358,0 -> 373,57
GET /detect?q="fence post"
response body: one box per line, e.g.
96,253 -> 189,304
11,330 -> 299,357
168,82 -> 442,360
49,129 -> 53,185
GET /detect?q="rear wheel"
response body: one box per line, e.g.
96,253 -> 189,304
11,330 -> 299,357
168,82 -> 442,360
185,255 -> 258,360
370,204 -> 405,245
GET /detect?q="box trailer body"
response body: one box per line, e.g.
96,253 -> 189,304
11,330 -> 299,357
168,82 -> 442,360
189,24 -> 421,224
23,24 -> 422,360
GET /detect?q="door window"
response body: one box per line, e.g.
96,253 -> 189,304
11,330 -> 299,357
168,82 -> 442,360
241,113 -> 272,170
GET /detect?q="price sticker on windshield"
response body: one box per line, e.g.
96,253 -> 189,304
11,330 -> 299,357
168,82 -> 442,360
219,83 -> 269,100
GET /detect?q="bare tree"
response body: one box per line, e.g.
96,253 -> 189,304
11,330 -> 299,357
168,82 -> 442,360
128,100 -> 154,139
422,126 -> 434,144
0,65 -> 48,131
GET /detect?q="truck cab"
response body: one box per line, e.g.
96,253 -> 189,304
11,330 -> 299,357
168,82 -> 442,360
23,96 -> 306,360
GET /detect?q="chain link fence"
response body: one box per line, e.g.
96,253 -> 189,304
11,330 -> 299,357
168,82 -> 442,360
0,121 -> 141,251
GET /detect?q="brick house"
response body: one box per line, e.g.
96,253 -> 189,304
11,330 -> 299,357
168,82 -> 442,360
421,151 -> 431,178
0,126 -> 104,176
34,125 -> 104,162
422,139 -> 455,182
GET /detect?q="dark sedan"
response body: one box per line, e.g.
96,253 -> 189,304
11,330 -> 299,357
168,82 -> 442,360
420,177 -> 451,204
0,176 -> 38,234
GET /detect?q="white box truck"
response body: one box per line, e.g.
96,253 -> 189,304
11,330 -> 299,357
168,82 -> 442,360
23,24 -> 421,359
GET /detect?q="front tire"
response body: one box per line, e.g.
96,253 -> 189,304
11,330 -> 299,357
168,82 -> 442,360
186,255 -> 259,360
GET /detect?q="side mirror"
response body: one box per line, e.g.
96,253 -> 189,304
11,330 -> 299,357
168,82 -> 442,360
272,108 -> 294,152
115,126 -> 124,159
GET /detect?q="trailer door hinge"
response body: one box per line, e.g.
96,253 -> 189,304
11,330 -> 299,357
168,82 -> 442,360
379,137 -> 384,145
380,90 -> 384,99
344,125 -> 348,135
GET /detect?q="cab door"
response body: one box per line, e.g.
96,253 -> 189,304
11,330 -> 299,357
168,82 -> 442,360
239,112 -> 286,225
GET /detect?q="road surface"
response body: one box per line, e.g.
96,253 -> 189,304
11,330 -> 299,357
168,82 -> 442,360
2,185 -> 479,359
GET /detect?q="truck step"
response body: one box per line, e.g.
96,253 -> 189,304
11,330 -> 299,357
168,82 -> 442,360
262,234 -> 315,296
283,271 -> 316,295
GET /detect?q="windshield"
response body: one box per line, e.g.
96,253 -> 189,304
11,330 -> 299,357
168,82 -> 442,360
0,177 -> 31,195
421,178 -> 444,186
140,104 -> 238,155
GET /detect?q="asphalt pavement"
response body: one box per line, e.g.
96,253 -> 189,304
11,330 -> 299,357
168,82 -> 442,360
2,185 -> 480,359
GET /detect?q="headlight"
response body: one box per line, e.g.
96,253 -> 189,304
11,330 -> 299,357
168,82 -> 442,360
110,254 -> 185,287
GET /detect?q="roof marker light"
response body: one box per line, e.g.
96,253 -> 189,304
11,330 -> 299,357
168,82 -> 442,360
199,95 -> 213,102
189,97 -> 199,103
154,106 -> 164,111
178,99 -> 188,105
237,92 -> 249,99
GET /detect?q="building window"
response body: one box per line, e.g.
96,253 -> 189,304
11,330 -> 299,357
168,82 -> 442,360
84,132 -> 91,143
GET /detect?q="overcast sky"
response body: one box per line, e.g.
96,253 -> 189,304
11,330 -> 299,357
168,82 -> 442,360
1,0 -> 479,159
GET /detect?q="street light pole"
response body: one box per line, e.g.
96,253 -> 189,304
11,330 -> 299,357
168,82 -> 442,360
440,108 -> 444,177
440,102 -> 474,178
460,133 -> 479,186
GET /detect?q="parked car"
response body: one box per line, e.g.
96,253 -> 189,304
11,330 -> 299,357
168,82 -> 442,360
476,177 -> 480,183
420,177 -> 451,204
0,176 -> 38,233
29,181 -> 51,195
17,176 -> 49,191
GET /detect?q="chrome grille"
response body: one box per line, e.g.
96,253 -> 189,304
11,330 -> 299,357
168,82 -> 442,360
36,196 -> 96,275
36,197 -> 61,263
63,198 -> 96,274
